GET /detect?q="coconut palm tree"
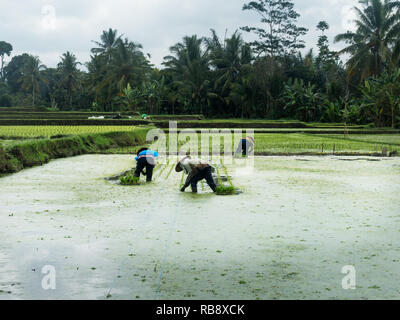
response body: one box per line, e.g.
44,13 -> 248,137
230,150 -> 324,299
91,28 -> 123,63
205,30 -> 253,116
163,35 -> 211,114
57,51 -> 81,108
229,76 -> 254,118
335,0 -> 400,81
87,37 -> 151,111
102,38 -> 150,94
85,54 -> 105,104
206,30 -> 252,95
19,55 -> 46,107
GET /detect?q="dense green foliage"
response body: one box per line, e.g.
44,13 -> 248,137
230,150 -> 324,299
0,0 -> 399,127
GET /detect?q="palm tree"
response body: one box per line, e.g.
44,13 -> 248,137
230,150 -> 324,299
90,38 -> 151,111
88,36 -> 151,111
207,30 -> 252,95
205,30 -> 253,116
335,0 -> 400,81
19,55 -> 46,107
163,35 -> 211,114
229,76 -> 254,118
85,54 -> 109,108
102,38 -> 150,93
57,51 -> 81,108
91,28 -> 123,63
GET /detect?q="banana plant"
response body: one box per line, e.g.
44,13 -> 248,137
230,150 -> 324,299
282,78 -> 324,122
116,83 -> 143,113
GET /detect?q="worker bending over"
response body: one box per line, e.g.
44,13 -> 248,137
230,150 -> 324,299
134,148 -> 159,182
175,156 -> 217,193
235,136 -> 255,157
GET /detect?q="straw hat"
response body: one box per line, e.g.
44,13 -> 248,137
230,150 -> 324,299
175,156 -> 190,172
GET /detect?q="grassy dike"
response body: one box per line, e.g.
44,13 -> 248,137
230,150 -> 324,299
0,127 -> 151,175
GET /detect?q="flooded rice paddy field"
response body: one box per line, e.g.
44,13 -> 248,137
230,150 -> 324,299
0,155 -> 399,300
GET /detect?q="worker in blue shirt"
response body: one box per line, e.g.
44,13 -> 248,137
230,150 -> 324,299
134,148 -> 159,182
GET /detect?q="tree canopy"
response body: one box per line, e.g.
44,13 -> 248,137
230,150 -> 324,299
0,0 -> 399,127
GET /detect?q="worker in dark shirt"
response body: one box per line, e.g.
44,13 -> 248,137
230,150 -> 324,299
134,148 -> 159,182
175,156 -> 217,193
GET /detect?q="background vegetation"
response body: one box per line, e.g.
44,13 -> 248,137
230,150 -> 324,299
0,0 -> 399,127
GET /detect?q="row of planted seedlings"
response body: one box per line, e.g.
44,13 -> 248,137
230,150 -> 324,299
169,133 -> 390,155
0,125 -> 142,139
256,141 -> 396,154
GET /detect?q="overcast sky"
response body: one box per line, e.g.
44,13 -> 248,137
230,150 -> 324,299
0,0 -> 359,69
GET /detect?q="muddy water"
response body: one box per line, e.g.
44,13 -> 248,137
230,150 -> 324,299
0,155 -> 399,300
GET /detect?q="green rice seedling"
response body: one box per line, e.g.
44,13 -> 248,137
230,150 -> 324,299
165,162 -> 175,179
215,165 -> 223,186
215,162 -> 237,195
154,159 -> 170,180
179,171 -> 185,189
120,175 -> 140,186
215,185 -> 236,195
220,160 -> 234,187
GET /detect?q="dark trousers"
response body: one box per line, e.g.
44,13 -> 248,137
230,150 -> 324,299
134,157 -> 155,182
236,139 -> 251,156
190,166 -> 217,193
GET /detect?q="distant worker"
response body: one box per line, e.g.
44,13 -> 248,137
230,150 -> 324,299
175,156 -> 217,193
134,148 -> 159,182
235,136 -> 255,157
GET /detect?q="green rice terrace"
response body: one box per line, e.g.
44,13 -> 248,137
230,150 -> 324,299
0,108 -> 399,175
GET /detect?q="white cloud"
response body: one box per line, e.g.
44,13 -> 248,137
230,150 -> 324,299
341,5 -> 358,32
